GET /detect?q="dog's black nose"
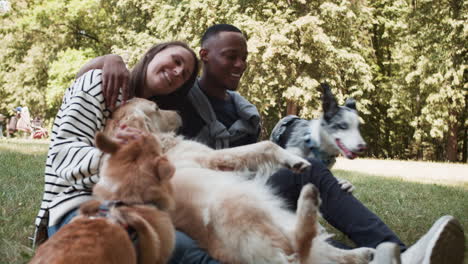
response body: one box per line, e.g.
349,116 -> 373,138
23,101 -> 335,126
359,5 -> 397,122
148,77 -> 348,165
357,144 -> 367,152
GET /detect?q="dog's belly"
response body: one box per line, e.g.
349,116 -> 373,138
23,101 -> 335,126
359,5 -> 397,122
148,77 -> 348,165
171,168 -> 252,232
171,167 -> 298,263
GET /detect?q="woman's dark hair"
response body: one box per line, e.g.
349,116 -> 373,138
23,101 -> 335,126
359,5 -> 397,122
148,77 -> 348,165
129,41 -> 199,110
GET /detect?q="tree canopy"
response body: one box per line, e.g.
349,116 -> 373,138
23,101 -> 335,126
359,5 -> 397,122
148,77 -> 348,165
0,0 -> 466,162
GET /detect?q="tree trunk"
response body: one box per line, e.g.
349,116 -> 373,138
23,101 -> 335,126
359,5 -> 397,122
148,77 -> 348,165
463,122 -> 467,163
446,111 -> 459,161
287,100 -> 298,115
462,93 -> 467,163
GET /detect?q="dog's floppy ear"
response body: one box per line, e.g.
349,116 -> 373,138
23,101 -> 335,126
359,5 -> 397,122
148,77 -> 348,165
154,156 -> 175,181
345,98 -> 357,111
95,132 -> 120,154
320,83 -> 339,122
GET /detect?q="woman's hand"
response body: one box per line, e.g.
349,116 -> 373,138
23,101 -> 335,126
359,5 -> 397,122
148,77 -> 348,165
113,125 -> 143,145
102,55 -> 132,110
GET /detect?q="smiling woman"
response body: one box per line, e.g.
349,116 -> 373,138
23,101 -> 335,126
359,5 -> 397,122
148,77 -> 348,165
136,45 -> 196,99
32,41 -> 199,249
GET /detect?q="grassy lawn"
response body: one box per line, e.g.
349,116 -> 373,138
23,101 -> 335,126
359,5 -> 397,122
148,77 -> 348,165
0,139 -> 49,263
328,170 -> 467,255
0,139 -> 466,263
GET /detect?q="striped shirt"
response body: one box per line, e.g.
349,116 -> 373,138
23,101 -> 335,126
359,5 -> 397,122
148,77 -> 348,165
33,70 -> 121,246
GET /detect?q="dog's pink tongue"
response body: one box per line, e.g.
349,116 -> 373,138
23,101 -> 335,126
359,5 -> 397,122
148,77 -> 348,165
336,139 -> 358,159
343,148 -> 357,159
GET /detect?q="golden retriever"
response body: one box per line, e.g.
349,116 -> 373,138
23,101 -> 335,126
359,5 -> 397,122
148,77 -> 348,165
30,130 -> 176,264
106,98 -> 375,264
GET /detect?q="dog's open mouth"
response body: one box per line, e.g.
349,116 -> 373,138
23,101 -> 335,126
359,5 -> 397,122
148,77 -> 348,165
335,139 -> 358,159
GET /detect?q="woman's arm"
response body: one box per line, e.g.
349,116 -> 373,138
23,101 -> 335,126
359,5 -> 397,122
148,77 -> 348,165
49,70 -> 108,187
76,54 -> 131,109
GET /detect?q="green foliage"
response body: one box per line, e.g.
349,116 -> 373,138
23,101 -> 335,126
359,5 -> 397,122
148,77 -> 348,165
385,0 -> 467,160
46,48 -> 97,117
0,0 -> 466,161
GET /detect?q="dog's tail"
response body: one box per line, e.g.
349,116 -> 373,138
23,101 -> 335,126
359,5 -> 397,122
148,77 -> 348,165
111,207 -> 163,264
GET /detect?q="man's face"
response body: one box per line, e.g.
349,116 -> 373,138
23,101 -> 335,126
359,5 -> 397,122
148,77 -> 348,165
201,31 -> 248,91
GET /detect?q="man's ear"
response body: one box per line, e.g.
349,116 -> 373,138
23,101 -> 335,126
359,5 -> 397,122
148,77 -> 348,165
199,48 -> 209,63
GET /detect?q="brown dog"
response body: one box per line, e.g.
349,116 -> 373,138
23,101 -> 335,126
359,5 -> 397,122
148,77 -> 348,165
30,131 -> 176,264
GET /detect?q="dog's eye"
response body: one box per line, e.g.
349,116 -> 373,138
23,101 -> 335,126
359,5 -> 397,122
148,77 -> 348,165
337,123 -> 348,130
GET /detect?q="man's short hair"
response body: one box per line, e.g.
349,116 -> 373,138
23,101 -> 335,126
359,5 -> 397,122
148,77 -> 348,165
201,24 -> 243,46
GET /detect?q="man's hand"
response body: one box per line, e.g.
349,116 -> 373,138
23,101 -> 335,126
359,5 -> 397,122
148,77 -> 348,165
113,125 -> 143,145
101,55 -> 131,110
337,178 -> 355,193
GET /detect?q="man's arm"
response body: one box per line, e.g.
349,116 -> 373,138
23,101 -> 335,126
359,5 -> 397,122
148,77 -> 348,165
77,54 -> 131,110
76,55 -> 106,78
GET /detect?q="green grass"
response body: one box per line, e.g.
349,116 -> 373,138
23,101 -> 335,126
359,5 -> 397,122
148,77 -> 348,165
0,139 -> 48,263
0,139 -> 466,263
328,170 -> 468,259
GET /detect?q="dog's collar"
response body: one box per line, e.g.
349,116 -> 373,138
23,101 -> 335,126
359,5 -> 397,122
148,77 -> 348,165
98,200 -> 160,214
94,201 -> 139,258
96,200 -> 152,244
96,200 -> 160,229
304,133 -> 336,167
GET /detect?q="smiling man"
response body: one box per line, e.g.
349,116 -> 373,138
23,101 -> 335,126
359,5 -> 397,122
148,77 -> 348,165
200,26 -> 247,94
179,24 -> 261,149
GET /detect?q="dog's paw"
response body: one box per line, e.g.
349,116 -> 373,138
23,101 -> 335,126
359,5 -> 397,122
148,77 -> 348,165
337,178 -> 355,193
299,184 -> 320,209
297,184 -> 321,222
280,151 -> 310,173
285,159 -> 310,173
349,247 -> 375,264
369,242 -> 401,264
285,253 -> 300,264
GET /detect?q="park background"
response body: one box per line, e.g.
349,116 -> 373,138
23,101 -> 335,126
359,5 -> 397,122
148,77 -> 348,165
0,0 -> 466,162
0,0 -> 467,263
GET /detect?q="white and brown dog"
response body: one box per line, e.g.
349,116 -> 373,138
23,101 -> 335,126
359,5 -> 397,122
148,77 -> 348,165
30,130 -> 176,264
106,98 -> 374,264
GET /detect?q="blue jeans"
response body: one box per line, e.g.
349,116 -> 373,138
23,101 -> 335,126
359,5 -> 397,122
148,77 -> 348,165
47,208 -> 79,237
168,232 -> 219,264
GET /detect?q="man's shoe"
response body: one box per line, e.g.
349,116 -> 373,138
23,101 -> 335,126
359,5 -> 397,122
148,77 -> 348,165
401,215 -> 465,264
